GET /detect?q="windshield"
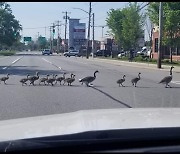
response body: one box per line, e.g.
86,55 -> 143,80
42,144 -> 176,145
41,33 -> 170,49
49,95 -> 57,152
0,1 -> 180,145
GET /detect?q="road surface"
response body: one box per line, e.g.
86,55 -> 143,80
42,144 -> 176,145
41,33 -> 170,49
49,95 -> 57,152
0,51 -> 180,121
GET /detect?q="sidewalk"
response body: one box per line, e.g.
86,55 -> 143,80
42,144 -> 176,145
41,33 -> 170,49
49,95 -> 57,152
87,57 -> 180,73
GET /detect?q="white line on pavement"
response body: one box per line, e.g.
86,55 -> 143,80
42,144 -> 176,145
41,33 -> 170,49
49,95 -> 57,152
171,81 -> 180,85
1,56 -> 23,70
42,58 -> 52,64
42,58 -> 62,70
2,67 -> 7,70
12,57 -> 22,64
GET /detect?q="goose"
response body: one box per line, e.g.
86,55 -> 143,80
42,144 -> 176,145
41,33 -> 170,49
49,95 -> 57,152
79,70 -> 99,87
20,74 -> 29,86
46,74 -> 57,86
56,73 -> 66,85
63,74 -> 75,86
159,66 -> 174,88
29,72 -> 39,86
0,74 -> 10,84
131,72 -> 141,87
117,75 -> 126,87
39,74 -> 49,85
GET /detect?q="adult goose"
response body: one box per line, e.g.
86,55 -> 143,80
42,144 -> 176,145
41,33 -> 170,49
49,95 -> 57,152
39,74 -> 49,85
131,72 -> 141,87
117,75 -> 126,87
79,70 -> 99,87
159,66 -> 174,88
63,74 -> 75,86
29,72 -> 39,86
20,74 -> 29,86
56,73 -> 66,85
46,74 -> 57,86
0,74 -> 10,84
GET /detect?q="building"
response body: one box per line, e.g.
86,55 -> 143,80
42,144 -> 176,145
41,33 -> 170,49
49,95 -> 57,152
151,26 -> 180,61
69,19 -> 86,51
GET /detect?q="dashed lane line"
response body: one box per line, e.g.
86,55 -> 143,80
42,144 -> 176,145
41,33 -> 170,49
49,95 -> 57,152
2,56 -> 24,70
42,58 -> 62,70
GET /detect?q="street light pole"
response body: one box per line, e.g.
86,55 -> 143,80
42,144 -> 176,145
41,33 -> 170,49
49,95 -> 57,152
102,26 -> 104,38
92,13 -> 95,58
87,2 -> 91,59
63,11 -> 70,53
157,2 -> 163,68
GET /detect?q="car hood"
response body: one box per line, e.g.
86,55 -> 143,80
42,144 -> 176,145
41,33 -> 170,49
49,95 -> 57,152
0,108 -> 180,142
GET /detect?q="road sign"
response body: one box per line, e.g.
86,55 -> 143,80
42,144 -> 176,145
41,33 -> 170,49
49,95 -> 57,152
24,37 -> 32,42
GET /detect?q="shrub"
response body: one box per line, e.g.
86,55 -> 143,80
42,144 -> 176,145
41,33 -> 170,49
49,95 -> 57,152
0,50 -> 16,56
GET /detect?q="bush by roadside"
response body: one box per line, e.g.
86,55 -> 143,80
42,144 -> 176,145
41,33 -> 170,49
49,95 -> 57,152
99,55 -> 180,66
0,50 -> 16,56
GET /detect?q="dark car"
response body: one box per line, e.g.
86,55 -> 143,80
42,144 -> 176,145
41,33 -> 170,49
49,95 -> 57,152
42,49 -> 52,55
94,50 -> 111,57
64,50 -> 81,57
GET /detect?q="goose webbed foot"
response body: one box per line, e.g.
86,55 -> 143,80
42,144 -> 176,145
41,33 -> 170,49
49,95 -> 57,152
88,83 -> 94,87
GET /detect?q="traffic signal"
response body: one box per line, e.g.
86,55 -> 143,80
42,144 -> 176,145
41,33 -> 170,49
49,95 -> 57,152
53,29 -> 55,34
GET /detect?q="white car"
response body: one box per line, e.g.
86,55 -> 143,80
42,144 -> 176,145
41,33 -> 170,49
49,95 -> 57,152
118,51 -> 126,58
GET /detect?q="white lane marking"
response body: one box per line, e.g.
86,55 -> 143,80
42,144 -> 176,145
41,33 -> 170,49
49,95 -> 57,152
42,58 -> 52,64
12,57 -> 22,64
171,81 -> 180,85
1,56 -> 23,70
42,58 -> 62,70
2,67 -> 7,70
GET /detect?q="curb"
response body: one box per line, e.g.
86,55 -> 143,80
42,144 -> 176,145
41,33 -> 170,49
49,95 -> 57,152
87,57 -> 180,72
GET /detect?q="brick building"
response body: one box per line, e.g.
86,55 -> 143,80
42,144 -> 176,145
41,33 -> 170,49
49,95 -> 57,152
151,26 -> 180,61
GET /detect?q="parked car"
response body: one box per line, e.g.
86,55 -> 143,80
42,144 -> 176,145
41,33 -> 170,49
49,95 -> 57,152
64,50 -> 81,57
137,47 -> 151,57
94,50 -> 111,57
42,49 -> 52,55
117,51 -> 126,58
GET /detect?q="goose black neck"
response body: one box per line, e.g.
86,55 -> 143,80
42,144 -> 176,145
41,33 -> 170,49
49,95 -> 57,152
170,68 -> 173,75
138,74 -> 140,79
94,72 -> 97,78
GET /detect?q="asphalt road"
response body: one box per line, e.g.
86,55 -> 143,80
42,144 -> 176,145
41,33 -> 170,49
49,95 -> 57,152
0,51 -> 180,121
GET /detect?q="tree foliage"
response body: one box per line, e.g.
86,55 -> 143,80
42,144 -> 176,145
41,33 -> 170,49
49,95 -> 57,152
106,2 -> 145,50
147,2 -> 180,46
0,2 -> 22,47
147,2 -> 180,62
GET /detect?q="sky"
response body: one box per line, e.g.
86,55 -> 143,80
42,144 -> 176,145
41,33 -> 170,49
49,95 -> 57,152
8,2 -> 150,42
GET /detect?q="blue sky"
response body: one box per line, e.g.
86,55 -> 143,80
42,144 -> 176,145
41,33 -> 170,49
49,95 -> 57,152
9,2 -> 150,41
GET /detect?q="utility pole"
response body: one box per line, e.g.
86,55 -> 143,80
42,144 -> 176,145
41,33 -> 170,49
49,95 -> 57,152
57,20 -> 61,54
63,11 -> 70,52
45,27 -> 46,37
157,2 -> 163,68
86,2 -> 92,59
92,13 -> 95,58
102,26 -> 104,38
37,32 -> 39,50
52,23 -> 55,53
50,26 -> 52,51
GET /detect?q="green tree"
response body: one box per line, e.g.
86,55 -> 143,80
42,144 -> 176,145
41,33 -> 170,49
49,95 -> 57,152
121,2 -> 145,50
106,2 -> 145,51
147,2 -> 180,62
0,2 -> 22,47
106,8 -> 124,49
38,36 -> 47,49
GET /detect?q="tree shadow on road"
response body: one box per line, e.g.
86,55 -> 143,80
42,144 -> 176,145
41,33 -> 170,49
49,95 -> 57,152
0,66 -> 70,76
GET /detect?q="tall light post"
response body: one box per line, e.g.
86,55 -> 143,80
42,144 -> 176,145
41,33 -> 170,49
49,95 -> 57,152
73,2 -> 92,59
102,26 -> 104,38
157,2 -> 163,68
62,11 -> 70,53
